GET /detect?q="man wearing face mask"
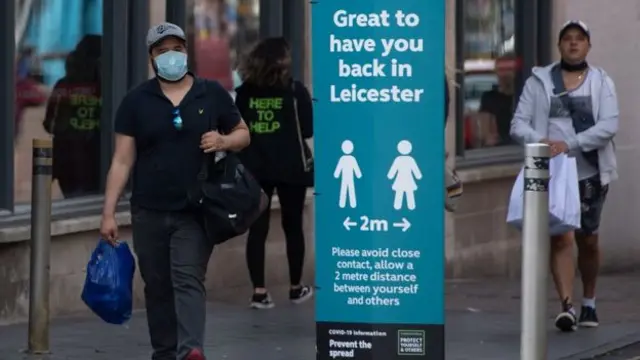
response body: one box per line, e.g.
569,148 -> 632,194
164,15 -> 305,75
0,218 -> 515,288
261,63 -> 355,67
100,23 -> 250,360
511,20 -> 618,332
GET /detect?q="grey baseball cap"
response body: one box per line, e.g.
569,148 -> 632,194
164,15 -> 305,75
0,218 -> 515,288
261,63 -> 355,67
146,22 -> 187,50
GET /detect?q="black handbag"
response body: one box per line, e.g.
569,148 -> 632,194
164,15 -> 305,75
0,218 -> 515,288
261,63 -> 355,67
187,80 -> 268,244
189,151 -> 269,244
551,65 -> 599,168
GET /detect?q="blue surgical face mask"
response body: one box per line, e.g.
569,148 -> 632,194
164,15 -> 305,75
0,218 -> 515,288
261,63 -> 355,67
154,50 -> 188,82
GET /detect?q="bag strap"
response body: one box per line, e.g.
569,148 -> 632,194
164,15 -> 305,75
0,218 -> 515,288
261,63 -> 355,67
551,65 -> 572,109
291,81 -> 310,170
197,80 -> 223,181
551,65 -> 595,134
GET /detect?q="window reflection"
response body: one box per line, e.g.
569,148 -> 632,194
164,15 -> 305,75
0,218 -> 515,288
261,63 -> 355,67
44,36 -> 102,199
462,0 -> 517,150
14,0 -> 102,203
187,0 -> 259,90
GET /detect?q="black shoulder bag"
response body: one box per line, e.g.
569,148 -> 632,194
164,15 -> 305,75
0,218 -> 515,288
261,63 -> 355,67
550,65 -> 599,168
188,84 -> 268,244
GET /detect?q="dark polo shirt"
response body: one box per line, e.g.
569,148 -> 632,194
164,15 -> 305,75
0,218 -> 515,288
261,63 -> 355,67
114,75 -> 241,211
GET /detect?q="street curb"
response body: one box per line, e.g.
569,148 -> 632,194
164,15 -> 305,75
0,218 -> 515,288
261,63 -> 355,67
559,333 -> 640,359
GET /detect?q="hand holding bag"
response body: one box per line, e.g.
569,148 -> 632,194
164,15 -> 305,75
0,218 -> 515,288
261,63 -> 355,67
81,239 -> 136,325
187,85 -> 269,244
506,154 -> 581,235
189,150 -> 269,244
188,81 -> 269,244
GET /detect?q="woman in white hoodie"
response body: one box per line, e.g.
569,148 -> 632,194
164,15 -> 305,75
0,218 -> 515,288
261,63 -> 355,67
510,20 -> 618,332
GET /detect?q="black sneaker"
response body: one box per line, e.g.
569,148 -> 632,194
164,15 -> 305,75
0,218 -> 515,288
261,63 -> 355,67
555,299 -> 577,332
578,306 -> 599,328
289,285 -> 314,304
250,292 -> 275,309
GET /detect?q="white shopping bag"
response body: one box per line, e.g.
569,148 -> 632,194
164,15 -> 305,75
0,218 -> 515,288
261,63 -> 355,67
549,154 -> 581,235
506,169 -> 525,229
506,154 -> 581,235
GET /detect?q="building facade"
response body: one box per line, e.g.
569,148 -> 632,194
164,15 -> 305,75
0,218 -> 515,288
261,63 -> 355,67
0,0 -> 637,322
2,0 -> 306,213
0,0 -> 313,323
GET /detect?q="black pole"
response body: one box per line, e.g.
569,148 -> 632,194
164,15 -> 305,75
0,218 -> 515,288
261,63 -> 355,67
515,0 -> 538,98
0,0 -> 15,210
128,0 -> 150,89
283,0 -> 305,81
101,0 -> 129,191
166,0 -> 187,29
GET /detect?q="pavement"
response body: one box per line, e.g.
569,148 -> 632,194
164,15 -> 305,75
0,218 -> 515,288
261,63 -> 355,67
593,341 -> 640,360
1,274 -> 639,360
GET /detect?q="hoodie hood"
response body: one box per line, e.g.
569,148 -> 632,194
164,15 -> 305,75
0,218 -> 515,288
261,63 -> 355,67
525,62 -> 613,108
530,62 -> 609,93
531,62 -> 558,81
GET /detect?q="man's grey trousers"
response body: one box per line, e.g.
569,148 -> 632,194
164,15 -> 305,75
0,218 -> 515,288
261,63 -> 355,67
131,206 -> 214,360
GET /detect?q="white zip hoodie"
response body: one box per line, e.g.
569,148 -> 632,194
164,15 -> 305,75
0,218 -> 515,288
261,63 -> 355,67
510,62 -> 619,185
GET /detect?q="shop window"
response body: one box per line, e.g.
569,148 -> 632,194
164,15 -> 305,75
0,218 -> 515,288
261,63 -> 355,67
456,0 -> 520,159
186,0 -> 260,91
14,0 -> 103,204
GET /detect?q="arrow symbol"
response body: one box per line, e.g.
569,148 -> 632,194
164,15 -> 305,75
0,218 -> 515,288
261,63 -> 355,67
343,217 -> 357,231
393,218 -> 411,232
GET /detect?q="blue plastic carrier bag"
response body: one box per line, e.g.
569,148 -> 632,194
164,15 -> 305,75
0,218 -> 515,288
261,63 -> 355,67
81,239 -> 136,325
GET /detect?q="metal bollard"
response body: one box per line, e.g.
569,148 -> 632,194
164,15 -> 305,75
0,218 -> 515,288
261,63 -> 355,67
27,139 -> 53,354
520,143 -> 551,360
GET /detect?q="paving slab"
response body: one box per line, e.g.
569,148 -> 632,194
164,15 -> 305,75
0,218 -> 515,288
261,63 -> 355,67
0,275 -> 638,359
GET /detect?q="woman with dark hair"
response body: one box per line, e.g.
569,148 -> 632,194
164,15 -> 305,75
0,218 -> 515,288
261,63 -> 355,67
235,37 -> 314,309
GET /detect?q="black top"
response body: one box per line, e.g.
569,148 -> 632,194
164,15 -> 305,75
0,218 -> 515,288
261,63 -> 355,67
115,76 -> 242,211
479,88 -> 514,145
234,80 -> 313,184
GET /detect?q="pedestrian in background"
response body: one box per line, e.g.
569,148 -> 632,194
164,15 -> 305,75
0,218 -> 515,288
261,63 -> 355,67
235,37 -> 314,309
510,20 -> 618,332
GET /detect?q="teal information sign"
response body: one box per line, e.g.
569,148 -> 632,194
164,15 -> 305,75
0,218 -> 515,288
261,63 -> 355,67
312,0 -> 446,359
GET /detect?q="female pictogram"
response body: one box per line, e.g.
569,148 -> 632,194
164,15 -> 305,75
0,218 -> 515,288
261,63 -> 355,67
387,140 -> 422,210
